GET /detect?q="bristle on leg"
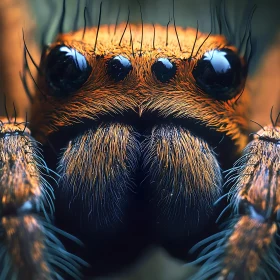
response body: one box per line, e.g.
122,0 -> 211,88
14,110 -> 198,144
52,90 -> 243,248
0,118 -> 85,279
190,125 -> 280,280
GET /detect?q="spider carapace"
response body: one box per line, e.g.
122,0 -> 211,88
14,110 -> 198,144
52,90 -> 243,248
28,21 -> 250,275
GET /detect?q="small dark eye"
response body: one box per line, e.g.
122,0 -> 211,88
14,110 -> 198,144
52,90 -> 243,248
192,48 -> 246,100
107,55 -> 132,81
45,45 -> 92,96
151,58 -> 177,83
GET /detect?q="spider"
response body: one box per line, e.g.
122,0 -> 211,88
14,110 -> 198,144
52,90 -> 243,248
0,0 -> 279,279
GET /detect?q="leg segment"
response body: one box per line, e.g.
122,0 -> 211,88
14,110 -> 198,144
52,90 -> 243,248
0,118 -> 83,279
191,125 -> 280,279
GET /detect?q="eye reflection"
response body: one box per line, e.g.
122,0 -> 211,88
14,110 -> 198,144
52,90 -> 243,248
203,50 -> 231,73
59,46 -> 89,71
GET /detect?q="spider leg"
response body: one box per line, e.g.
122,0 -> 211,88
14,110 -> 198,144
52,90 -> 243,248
190,125 -> 280,280
0,118 -> 85,279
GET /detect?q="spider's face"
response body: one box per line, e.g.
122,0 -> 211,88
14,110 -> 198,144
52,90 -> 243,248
32,24 -> 248,144
30,24 -> 250,257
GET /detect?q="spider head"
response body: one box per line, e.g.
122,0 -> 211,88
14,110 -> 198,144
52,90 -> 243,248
29,24 -> 251,254
31,24 -> 249,155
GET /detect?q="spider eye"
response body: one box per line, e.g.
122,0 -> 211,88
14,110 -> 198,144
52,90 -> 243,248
192,48 -> 246,100
45,45 -> 92,96
107,55 -> 132,81
152,58 -> 177,83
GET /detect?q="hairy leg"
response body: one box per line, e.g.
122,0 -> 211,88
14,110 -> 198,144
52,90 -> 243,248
191,125 -> 280,279
0,118 -> 83,279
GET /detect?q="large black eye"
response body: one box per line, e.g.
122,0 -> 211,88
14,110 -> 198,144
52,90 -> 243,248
192,48 -> 246,100
107,55 -> 132,81
45,45 -> 92,96
152,58 -> 177,83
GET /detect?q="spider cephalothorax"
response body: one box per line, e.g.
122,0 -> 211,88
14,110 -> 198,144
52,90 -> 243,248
29,20 -> 250,269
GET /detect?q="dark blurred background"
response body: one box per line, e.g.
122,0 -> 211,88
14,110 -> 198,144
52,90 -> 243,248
0,0 -> 279,279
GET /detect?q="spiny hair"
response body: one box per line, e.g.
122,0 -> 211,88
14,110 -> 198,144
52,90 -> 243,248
189,123 -> 280,280
0,117 -> 86,279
